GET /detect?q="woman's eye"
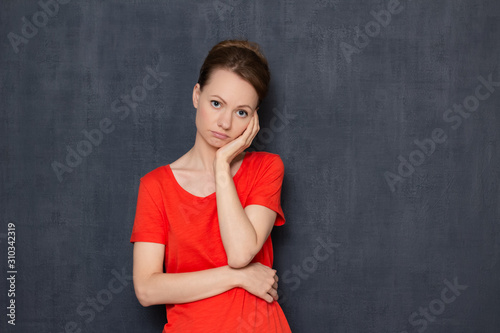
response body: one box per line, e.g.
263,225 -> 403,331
237,110 -> 248,117
211,100 -> 221,108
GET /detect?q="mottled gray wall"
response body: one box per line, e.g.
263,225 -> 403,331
1,0 -> 499,332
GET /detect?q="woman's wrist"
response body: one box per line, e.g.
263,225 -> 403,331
214,158 -> 230,174
226,265 -> 245,289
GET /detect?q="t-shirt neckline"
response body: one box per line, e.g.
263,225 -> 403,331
165,151 -> 250,200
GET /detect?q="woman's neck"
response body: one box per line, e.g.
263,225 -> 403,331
183,131 -> 219,174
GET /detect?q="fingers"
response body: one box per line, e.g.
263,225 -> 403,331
271,289 -> 279,301
266,290 -> 278,302
245,115 -> 258,144
252,112 -> 260,137
266,268 -> 279,302
246,263 -> 280,303
264,286 -> 277,303
267,284 -> 279,302
245,112 -> 259,141
272,275 -> 279,301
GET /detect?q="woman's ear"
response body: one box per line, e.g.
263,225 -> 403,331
192,83 -> 201,109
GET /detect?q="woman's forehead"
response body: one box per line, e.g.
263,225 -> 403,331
203,69 -> 259,106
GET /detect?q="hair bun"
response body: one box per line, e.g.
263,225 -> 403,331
213,39 -> 266,60
197,39 -> 271,105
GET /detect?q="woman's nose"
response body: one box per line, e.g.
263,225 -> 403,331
217,110 -> 232,130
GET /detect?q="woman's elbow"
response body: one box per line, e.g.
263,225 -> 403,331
227,252 -> 254,269
134,282 -> 153,307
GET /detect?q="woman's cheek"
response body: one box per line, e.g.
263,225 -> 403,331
196,106 -> 209,126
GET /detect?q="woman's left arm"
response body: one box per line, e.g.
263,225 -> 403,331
215,161 -> 278,268
214,112 -> 278,268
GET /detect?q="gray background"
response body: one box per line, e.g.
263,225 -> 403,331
1,0 -> 499,332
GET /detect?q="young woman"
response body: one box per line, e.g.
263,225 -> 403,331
130,39 -> 291,332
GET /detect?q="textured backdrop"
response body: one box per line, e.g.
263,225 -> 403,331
1,0 -> 499,332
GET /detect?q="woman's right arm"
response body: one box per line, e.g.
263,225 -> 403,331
133,242 -> 279,306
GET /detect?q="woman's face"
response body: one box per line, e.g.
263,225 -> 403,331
193,68 -> 259,148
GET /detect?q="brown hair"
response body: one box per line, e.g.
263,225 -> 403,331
197,39 -> 271,106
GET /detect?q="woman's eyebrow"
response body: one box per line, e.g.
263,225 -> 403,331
210,95 -> 253,110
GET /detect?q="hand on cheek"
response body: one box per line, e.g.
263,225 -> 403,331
215,112 -> 260,166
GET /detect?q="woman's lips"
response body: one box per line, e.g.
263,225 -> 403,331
211,131 -> 229,139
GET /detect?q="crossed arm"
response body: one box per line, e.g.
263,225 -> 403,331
132,163 -> 280,306
215,160 -> 279,268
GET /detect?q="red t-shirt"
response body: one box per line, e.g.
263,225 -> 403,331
130,151 -> 292,332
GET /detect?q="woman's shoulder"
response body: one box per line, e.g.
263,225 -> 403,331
138,152 -> 193,189
139,163 -> 170,187
141,151 -> 188,177
246,150 -> 284,171
247,150 -> 282,160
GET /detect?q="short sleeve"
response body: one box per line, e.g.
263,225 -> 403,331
245,154 -> 286,226
130,178 -> 168,244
